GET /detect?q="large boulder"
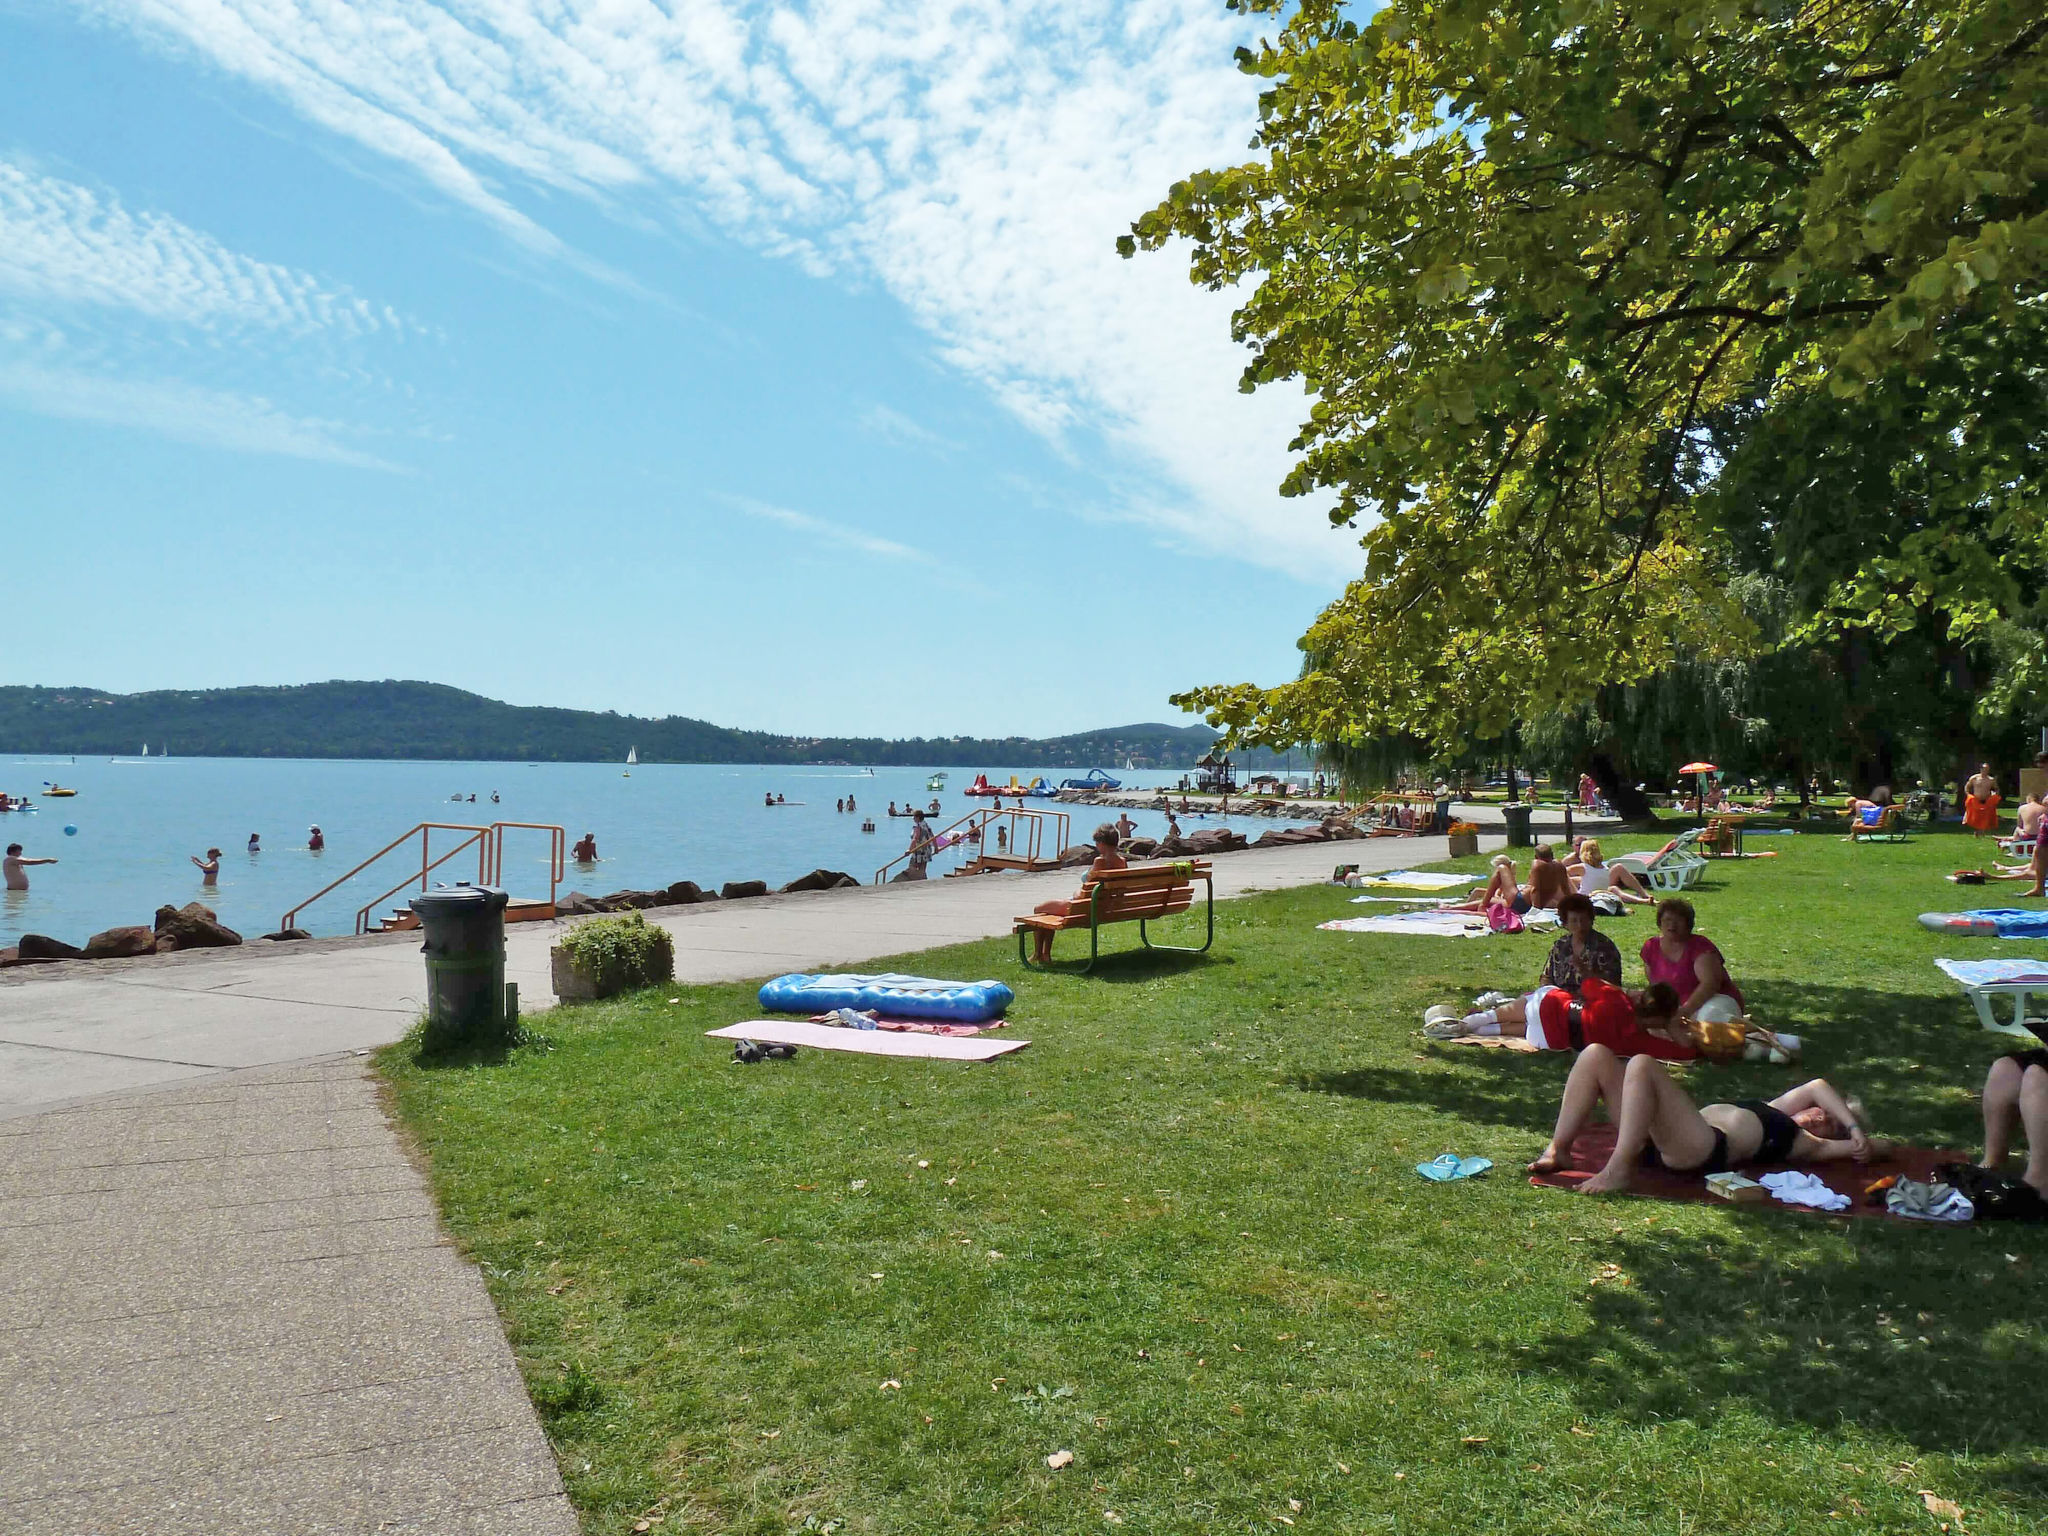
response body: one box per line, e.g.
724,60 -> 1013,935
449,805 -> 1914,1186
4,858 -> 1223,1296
782,868 -> 860,894
556,890 -> 612,916
664,880 -> 711,905
721,879 -> 769,900
152,903 -> 242,951
84,926 -> 158,958
600,889 -> 671,910
1059,844 -> 1097,868
1186,829 -> 1248,854
261,928 -> 312,943
1123,838 -> 1159,859
16,934 -> 82,961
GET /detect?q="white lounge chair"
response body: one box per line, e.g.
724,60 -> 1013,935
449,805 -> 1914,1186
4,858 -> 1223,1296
1611,829 -> 1708,892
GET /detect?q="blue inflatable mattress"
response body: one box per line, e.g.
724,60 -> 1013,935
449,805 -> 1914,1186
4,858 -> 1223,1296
757,972 -> 1015,1023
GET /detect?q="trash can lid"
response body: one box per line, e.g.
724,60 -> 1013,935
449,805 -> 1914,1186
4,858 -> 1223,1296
409,882 -> 510,914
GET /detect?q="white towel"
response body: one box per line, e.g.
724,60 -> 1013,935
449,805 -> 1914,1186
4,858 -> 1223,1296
1758,1171 -> 1851,1212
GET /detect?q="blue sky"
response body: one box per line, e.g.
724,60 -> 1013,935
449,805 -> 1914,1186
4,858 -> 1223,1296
0,0 -> 1359,738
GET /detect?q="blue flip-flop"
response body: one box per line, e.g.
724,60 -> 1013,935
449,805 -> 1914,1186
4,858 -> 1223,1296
1415,1154 -> 1494,1182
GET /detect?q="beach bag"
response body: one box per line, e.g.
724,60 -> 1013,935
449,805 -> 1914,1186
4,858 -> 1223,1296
1485,900 -> 1525,933
1684,1016 -> 1790,1064
1934,1162 -> 2048,1222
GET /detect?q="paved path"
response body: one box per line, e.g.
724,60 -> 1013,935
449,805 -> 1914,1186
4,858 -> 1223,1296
0,831 -> 1503,1535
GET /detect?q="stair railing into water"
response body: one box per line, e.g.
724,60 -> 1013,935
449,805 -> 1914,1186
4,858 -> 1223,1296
872,805 -> 1071,885
281,821 -> 565,936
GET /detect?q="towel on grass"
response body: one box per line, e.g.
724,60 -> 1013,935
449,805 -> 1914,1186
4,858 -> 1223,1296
1936,957 -> 2048,988
708,1021 -> 1029,1061
1320,912 -> 1492,938
1759,1170 -> 1851,1211
1528,1123 -> 1960,1221
1351,870 -> 1486,890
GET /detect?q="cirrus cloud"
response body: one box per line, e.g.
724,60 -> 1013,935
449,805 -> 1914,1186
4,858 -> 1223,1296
87,0 -> 1351,582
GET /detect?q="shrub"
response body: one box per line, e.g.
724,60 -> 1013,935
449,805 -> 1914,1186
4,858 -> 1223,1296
556,911 -> 674,998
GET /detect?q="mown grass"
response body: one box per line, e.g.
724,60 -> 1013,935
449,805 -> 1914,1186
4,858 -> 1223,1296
380,824 -> 2048,1535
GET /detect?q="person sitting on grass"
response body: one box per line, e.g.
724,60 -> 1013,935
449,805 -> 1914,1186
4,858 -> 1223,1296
1529,1046 -> 1886,1194
1538,893 -> 1622,991
1982,1048 -> 2048,1194
1425,972 -> 1693,1059
1575,839 -> 1652,905
1524,843 -> 1573,910
1027,824 -> 1128,964
1640,898 -> 1744,1021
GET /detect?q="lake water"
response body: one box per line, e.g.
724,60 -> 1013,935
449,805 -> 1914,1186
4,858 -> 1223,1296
0,757 -> 1284,946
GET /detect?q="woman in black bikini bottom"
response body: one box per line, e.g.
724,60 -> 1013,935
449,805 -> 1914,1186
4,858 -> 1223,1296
1529,1044 -> 1887,1195
1982,1048 -> 2048,1194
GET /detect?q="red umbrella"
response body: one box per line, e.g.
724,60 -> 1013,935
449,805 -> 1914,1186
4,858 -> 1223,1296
1679,761 -> 1718,817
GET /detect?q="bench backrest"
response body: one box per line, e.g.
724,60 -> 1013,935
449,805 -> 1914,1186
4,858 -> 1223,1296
1082,861 -> 1210,921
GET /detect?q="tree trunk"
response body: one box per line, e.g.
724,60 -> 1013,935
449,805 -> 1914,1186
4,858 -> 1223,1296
1586,754 -> 1652,823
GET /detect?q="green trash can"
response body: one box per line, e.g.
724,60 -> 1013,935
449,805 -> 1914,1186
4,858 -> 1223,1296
411,883 -> 511,1045
1502,802 -> 1535,848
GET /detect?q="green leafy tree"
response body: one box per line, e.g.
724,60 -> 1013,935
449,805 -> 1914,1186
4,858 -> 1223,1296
1125,0 -> 2048,755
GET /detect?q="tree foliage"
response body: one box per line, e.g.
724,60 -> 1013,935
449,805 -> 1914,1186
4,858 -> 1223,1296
1126,0 -> 2048,753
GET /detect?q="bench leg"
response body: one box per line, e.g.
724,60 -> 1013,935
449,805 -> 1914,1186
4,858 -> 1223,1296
1015,924 -> 1097,974
1137,880 -> 1215,957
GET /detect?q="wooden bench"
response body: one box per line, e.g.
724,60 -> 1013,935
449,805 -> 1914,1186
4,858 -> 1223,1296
1014,860 -> 1214,972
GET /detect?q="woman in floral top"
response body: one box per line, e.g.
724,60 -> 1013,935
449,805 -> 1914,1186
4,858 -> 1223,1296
1540,894 -> 1623,991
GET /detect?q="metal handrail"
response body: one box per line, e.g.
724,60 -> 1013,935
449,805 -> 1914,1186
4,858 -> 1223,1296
872,805 -> 1072,884
487,822 -> 566,909
281,822 -> 491,935
349,829 -> 493,936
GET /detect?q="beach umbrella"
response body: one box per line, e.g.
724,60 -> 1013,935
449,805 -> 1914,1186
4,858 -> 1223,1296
1679,760 -> 1718,816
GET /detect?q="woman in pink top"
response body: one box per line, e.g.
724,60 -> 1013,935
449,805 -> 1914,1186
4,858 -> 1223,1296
1641,898 -> 1744,1021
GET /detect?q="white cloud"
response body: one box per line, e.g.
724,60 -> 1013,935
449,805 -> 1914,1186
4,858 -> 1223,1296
0,159 -> 394,335
0,360 -> 396,466
89,0 -> 1355,581
857,402 -> 954,453
727,492 -> 947,568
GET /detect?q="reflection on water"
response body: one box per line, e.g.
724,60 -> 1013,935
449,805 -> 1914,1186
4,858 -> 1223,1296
0,759 -> 1286,945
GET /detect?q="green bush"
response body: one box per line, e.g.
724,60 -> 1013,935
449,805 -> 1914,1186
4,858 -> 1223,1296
556,910 -> 674,998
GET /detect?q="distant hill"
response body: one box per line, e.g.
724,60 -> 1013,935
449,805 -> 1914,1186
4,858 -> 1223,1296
0,681 -> 1291,770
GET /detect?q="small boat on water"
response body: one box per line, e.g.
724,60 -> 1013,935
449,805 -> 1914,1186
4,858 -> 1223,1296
624,746 -> 636,778
1059,769 -> 1122,791
42,783 -> 77,797
926,772 -> 948,791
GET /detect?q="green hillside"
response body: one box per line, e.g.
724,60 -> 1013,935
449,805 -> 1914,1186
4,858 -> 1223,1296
0,681 -> 1275,769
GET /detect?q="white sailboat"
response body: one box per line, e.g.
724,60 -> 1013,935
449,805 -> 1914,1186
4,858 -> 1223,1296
624,745 -> 637,777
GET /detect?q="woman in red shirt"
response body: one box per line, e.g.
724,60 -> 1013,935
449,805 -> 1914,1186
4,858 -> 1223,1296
1427,975 -> 1693,1059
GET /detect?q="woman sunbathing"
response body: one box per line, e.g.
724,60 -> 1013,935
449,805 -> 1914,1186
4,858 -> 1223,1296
1425,974 -> 1695,1060
1447,854 -> 1521,913
1529,1046 -> 1884,1194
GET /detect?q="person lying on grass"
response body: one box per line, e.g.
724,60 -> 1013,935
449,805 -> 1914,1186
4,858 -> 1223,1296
1027,824 -> 1127,964
1983,1048 -> 2048,1194
1425,973 -> 1697,1060
1446,854 -> 1522,914
1529,1046 -> 1886,1194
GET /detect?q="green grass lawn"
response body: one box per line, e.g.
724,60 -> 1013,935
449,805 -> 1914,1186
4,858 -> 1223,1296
381,825 -> 2048,1535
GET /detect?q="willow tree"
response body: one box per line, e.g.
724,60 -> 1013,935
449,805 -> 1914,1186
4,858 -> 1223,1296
1126,0 -> 2048,765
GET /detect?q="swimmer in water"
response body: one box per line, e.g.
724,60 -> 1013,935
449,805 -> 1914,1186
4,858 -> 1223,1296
5,842 -> 56,891
247,833 -> 261,854
308,826 -> 325,852
192,848 -> 222,886
573,833 -> 598,862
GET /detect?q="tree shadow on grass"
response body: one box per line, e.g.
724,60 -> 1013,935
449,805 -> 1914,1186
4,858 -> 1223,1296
1027,947 -> 1230,985
1527,1219 -> 2048,1504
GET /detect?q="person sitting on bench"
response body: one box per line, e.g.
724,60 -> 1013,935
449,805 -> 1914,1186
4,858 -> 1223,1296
1027,824 -> 1127,964
1529,1048 -> 1884,1194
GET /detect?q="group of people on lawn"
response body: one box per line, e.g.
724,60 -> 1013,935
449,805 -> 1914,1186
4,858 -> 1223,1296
1450,838 -> 1654,916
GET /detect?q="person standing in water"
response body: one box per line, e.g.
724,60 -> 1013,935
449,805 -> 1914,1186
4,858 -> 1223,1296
192,848 -> 222,886
572,832 -> 598,862
5,842 -> 56,890
308,826 -> 325,852
247,833 -> 261,855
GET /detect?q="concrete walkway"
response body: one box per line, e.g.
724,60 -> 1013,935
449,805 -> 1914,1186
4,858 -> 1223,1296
0,832 -> 1493,1535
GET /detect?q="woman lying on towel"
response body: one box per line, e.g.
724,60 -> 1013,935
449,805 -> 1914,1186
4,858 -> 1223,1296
1027,824 -> 1126,964
1446,854 -> 1522,913
1425,973 -> 1695,1059
1529,1047 -> 1885,1193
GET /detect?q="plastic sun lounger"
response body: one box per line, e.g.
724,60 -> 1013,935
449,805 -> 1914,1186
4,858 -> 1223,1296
1611,829 -> 1708,892
1935,959 -> 2048,1039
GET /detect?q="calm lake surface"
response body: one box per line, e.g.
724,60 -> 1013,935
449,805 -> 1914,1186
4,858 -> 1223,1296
0,757 -> 1284,945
